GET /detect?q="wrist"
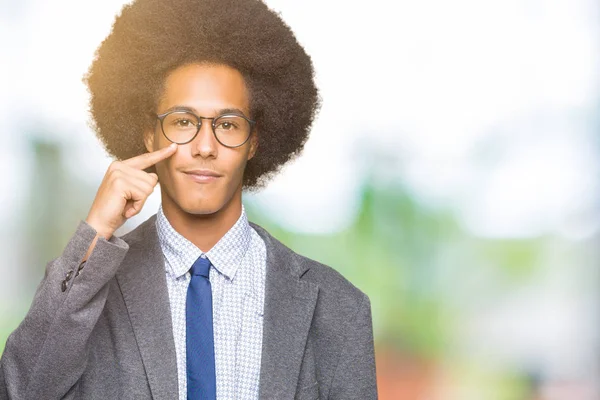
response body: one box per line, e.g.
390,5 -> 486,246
85,217 -> 113,240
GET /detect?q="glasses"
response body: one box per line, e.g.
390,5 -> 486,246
156,110 -> 256,148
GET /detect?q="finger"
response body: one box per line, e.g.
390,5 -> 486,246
117,178 -> 155,202
122,180 -> 154,218
113,163 -> 160,187
124,197 -> 147,219
123,143 -> 177,170
127,175 -> 157,196
120,183 -> 153,218
106,167 -> 155,196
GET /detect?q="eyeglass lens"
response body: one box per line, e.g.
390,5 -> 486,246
161,111 -> 251,147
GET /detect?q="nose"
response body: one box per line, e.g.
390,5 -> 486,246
191,120 -> 218,159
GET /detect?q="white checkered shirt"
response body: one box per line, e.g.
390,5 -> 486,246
156,205 -> 267,400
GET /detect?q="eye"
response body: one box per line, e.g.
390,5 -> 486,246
163,112 -> 198,130
173,118 -> 193,127
218,121 -> 236,130
215,116 -> 243,131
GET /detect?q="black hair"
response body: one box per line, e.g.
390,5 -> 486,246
85,0 -> 320,188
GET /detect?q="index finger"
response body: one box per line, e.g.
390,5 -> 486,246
124,143 -> 177,170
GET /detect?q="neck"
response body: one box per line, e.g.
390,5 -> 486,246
160,189 -> 243,252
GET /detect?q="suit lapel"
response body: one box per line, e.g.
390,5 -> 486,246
113,217 -> 317,399
252,224 -> 319,400
116,215 -> 178,400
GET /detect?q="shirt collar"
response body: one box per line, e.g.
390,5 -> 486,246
155,204 -> 252,281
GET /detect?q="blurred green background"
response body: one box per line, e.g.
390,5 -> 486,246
1,0 -> 599,399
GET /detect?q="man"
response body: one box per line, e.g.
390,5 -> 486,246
0,0 -> 377,398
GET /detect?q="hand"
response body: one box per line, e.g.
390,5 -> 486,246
85,143 -> 177,240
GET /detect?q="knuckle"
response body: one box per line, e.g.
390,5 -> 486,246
107,167 -> 123,182
110,175 -> 127,189
137,186 -> 149,198
108,161 -> 122,172
109,172 -> 121,184
146,178 -> 158,189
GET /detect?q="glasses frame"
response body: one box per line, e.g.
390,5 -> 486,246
156,110 -> 256,148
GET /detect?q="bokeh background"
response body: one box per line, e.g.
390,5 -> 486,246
1,0 -> 599,398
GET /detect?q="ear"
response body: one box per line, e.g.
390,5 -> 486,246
247,131 -> 258,160
143,130 -> 155,153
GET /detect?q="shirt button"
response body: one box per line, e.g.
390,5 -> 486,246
61,280 -> 68,292
65,270 -> 73,281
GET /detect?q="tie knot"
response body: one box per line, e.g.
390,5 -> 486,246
190,256 -> 211,278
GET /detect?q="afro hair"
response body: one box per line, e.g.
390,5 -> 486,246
85,0 -> 320,189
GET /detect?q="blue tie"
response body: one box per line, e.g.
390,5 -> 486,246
186,256 -> 216,399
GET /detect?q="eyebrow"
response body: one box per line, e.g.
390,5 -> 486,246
163,105 -> 248,116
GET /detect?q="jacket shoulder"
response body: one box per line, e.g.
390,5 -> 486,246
297,252 -> 366,304
250,222 -> 368,309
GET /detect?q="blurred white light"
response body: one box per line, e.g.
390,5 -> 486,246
0,0 -> 598,240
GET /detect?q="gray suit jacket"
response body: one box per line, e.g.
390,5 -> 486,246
0,215 -> 377,399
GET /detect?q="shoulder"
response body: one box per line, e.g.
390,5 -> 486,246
250,222 -> 369,313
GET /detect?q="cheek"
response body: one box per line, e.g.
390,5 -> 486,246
155,150 -> 178,181
229,151 -> 250,177
154,133 -> 171,151
154,161 -> 170,186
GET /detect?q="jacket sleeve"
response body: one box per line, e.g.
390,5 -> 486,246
328,293 -> 378,399
0,220 -> 129,400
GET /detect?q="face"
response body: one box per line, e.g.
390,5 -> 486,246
145,63 -> 258,217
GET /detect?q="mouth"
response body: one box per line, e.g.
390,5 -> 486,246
182,169 -> 223,183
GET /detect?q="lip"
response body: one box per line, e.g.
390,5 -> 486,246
182,169 -> 222,183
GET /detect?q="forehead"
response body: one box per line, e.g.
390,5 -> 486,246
158,63 -> 250,115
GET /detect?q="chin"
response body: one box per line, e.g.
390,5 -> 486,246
178,199 -> 223,216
